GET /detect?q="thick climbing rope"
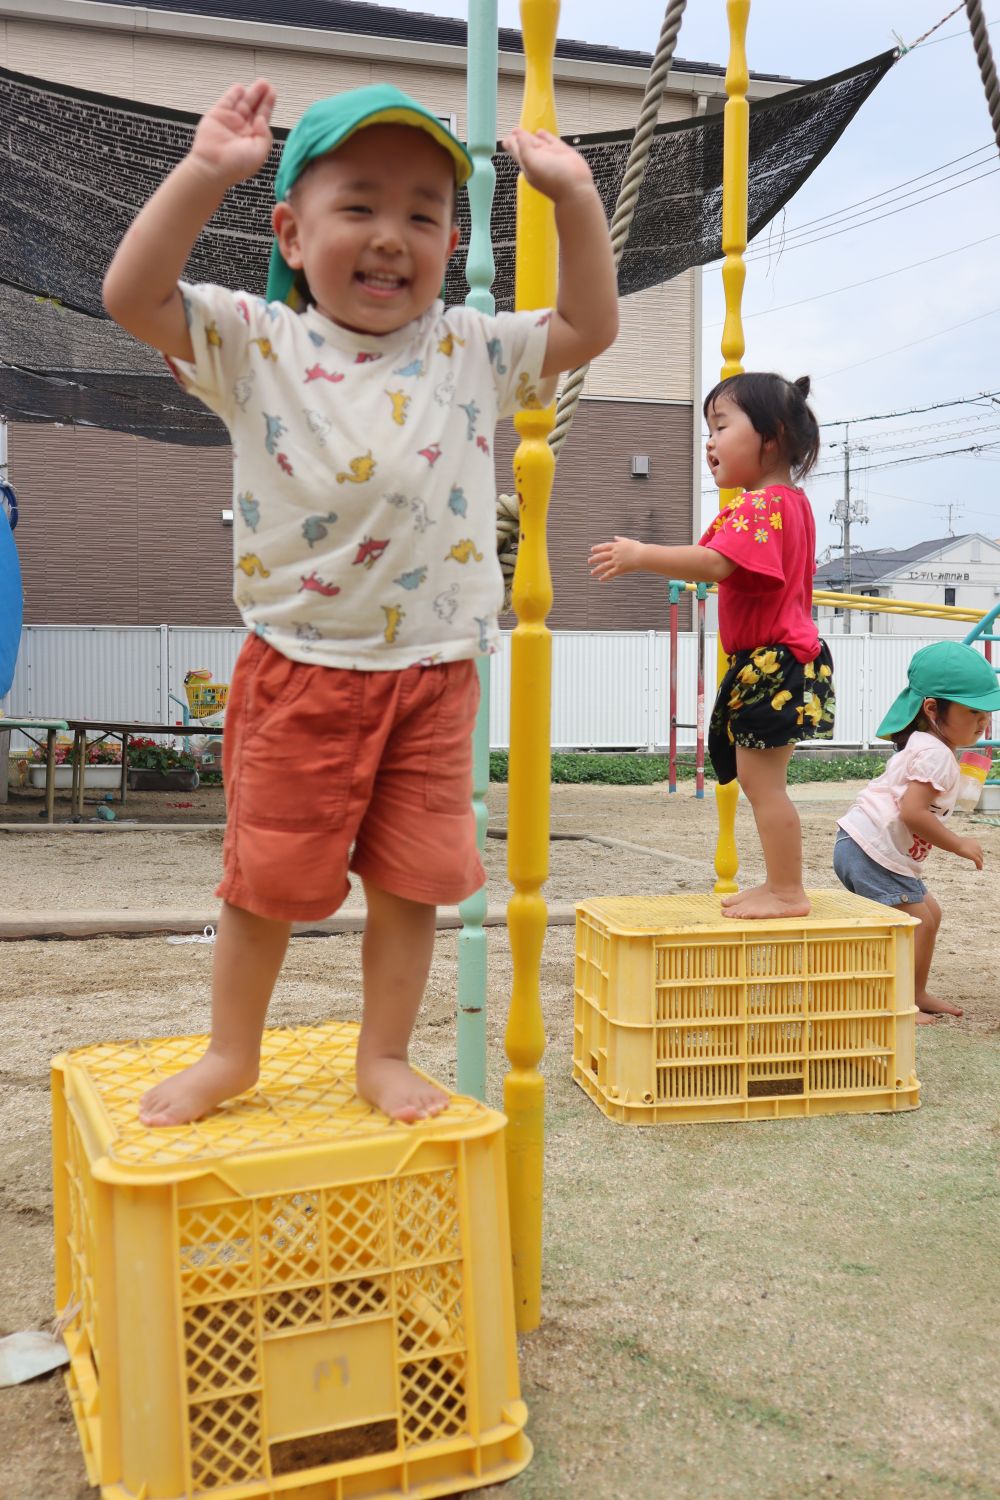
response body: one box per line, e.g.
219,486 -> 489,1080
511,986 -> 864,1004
965,0 -> 1000,150
497,0 -> 689,589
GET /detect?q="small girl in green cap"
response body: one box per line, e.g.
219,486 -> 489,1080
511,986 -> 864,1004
834,640 -> 1000,1021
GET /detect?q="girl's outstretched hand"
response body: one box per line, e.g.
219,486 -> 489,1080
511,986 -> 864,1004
956,836 -> 984,870
590,537 -> 644,581
502,127 -> 595,201
191,79 -> 276,187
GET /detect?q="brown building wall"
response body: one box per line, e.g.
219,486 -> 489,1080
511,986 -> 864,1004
10,398 -> 692,630
495,399 -> 694,631
10,423 -> 238,626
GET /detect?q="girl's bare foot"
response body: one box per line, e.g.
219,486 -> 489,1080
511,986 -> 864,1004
355,1053 -> 449,1124
139,1051 -> 259,1127
915,1012 -> 939,1026
916,990 -> 963,1019
722,886 -> 811,920
721,883 -> 765,909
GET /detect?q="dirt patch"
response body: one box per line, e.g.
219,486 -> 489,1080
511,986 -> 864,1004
1,784 -> 998,1499
1,778 -> 228,827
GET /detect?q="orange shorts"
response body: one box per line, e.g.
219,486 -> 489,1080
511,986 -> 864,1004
217,635 -> 485,921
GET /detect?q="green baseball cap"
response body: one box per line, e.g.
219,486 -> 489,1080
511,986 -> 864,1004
267,84 -> 473,306
876,639 -> 1000,738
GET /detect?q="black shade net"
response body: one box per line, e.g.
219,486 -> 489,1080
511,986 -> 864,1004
0,50 -> 895,446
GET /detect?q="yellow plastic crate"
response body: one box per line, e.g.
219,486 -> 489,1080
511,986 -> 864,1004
52,1021 -> 531,1499
573,890 -> 920,1124
183,669 -> 229,720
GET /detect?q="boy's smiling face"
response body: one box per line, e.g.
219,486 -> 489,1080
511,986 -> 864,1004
272,123 -> 460,334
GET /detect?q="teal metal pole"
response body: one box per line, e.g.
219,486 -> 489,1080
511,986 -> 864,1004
456,0 -> 499,1101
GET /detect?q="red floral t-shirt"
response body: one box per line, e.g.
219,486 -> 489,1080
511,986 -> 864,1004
699,483 -> 820,663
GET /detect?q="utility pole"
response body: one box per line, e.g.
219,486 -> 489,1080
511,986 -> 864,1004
830,422 -> 867,636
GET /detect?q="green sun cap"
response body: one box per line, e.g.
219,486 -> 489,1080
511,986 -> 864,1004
267,84 -> 472,305
876,639 -> 1000,739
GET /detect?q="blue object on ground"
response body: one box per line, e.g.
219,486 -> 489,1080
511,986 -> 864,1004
0,508 -> 23,699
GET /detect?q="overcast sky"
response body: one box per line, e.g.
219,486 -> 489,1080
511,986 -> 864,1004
385,0 -> 1000,558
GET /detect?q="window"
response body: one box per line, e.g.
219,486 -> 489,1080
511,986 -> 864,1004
944,586 -> 956,607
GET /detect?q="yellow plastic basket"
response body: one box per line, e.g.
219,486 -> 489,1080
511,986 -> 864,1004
573,889 -> 920,1124
52,1021 -> 530,1499
183,669 -> 229,720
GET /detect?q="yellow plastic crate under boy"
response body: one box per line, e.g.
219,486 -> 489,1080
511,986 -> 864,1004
573,890 -> 920,1124
52,1021 -> 531,1500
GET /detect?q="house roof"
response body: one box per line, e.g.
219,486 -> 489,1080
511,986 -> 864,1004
814,534 -> 980,588
76,0 -> 799,82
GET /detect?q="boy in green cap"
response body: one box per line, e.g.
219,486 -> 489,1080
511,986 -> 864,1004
834,640 -> 1000,1021
103,78 -> 618,1126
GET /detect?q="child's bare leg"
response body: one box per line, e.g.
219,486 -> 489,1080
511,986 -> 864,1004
355,879 -> 448,1122
139,902 -> 291,1126
722,745 -> 811,919
899,893 -> 961,1021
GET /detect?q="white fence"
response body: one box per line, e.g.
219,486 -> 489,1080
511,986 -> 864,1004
2,625 -> 980,751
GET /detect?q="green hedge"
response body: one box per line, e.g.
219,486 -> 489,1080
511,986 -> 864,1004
488,751 -> 888,786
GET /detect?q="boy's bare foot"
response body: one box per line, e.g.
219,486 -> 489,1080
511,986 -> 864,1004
355,1053 -> 449,1124
139,1052 -> 259,1127
722,886 -> 812,920
915,991 -> 963,1019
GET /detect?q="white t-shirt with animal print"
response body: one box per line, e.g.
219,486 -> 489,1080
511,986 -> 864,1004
171,283 -> 554,669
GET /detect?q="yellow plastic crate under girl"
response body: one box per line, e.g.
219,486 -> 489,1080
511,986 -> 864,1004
573,890 -> 920,1124
52,1021 -> 530,1500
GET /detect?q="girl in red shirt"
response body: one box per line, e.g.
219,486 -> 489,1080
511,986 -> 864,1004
590,372 -> 834,919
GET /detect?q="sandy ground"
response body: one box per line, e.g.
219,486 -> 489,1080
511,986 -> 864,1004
2,783 -> 999,1499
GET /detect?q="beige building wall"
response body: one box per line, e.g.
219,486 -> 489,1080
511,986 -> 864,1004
1,12 -> 696,403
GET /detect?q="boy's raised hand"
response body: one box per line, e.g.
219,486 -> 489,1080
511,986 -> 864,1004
191,79 -> 276,186
103,78 -> 276,360
502,127 -> 596,201
505,128 -> 618,377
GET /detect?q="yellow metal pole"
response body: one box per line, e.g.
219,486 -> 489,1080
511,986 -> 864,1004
679,580 -> 986,626
504,0 -> 559,1334
713,0 -> 750,896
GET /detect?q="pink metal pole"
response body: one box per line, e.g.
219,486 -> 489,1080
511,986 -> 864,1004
986,639 -> 994,746
668,584 -> 679,794
695,584 -> 706,799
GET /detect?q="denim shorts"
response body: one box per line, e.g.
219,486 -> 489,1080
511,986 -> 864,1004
833,829 -> 927,906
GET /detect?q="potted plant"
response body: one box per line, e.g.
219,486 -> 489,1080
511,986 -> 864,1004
28,737 -> 122,791
126,737 -> 200,792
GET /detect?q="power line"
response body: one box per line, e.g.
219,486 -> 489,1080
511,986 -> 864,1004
820,388 -> 1000,428
834,420 -> 1000,456
701,141 -> 996,263
742,163 -> 1000,262
816,306 -> 1000,381
702,444 -> 1000,491
704,231 -> 1000,326
755,144 -> 994,241
864,486 -> 1000,522
830,406 -> 1000,441
809,440 -> 1000,480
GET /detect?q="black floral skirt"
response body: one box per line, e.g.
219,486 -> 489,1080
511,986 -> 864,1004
708,641 -> 836,786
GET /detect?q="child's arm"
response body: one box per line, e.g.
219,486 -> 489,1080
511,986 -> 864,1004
502,128 -> 618,377
589,538 -> 736,585
899,781 -> 984,867
103,79 -> 276,360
